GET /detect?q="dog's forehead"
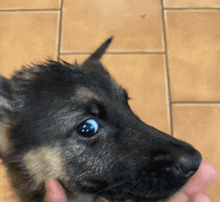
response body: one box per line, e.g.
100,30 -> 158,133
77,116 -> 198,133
9,61 -> 128,113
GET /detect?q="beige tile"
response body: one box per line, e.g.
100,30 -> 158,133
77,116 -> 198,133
61,54 -> 171,134
0,12 -> 59,77
61,0 -> 164,52
172,104 -> 220,201
164,0 -> 220,8
165,11 -> 220,101
0,0 -> 60,9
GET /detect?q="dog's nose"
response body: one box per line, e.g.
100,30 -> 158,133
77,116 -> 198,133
174,152 -> 202,178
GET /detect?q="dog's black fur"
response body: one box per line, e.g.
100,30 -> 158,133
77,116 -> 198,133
0,38 -> 202,202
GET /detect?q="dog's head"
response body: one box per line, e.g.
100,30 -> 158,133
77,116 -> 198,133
0,38 -> 201,202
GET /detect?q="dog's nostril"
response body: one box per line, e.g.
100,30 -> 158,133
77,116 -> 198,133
174,152 -> 202,178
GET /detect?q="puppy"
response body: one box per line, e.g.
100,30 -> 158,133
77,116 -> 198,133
0,38 -> 202,202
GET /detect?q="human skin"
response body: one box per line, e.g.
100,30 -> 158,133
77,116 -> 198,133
45,162 -> 217,202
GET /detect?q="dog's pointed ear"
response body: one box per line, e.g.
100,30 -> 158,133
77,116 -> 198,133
0,76 -> 12,115
83,37 -> 113,65
0,76 -> 12,156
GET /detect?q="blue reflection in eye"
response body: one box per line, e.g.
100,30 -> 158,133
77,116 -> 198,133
77,119 -> 99,138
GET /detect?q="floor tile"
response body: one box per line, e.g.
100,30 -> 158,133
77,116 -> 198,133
61,54 -> 171,134
0,12 -> 59,77
164,0 -> 220,8
172,104 -> 220,201
0,0 -> 60,10
61,0 -> 164,53
165,11 -> 220,101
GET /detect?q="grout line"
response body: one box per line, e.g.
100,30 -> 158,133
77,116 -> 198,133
60,51 -> 165,55
164,7 -> 220,11
172,102 -> 220,105
57,0 -> 64,61
161,0 -> 173,137
0,9 -> 60,12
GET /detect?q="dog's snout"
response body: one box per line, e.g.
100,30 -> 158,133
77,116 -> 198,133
174,151 -> 202,178
149,136 -> 202,179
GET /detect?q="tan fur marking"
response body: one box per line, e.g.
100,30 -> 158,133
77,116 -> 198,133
23,147 -> 67,184
76,87 -> 100,102
0,124 -> 10,153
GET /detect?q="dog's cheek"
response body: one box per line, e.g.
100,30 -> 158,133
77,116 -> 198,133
22,146 -> 68,185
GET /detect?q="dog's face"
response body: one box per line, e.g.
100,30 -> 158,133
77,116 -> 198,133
0,38 -> 201,202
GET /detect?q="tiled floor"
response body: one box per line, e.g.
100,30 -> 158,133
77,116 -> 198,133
0,0 -> 219,201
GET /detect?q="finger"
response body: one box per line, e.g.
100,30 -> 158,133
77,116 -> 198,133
45,180 -> 66,202
190,192 -> 211,202
184,162 -> 217,195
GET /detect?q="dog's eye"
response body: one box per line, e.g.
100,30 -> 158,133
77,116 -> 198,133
76,119 -> 99,138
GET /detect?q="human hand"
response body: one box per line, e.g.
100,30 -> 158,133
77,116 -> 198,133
45,162 -> 217,202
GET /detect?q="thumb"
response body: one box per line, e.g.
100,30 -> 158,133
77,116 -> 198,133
45,180 -> 66,202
